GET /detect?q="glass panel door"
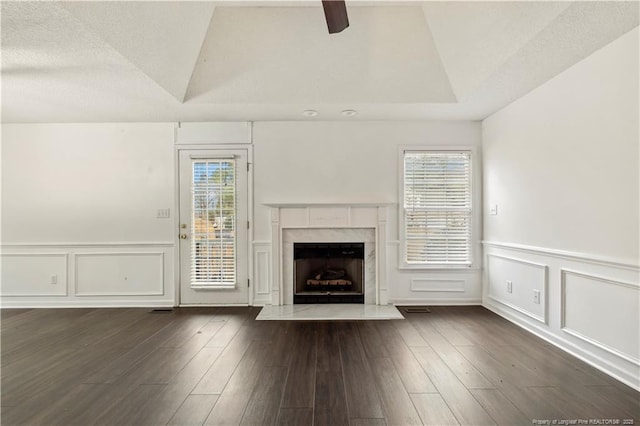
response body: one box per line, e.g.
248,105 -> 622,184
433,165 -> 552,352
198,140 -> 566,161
179,150 -> 248,305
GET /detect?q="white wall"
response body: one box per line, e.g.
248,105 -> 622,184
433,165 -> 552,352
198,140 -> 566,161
252,121 -> 482,305
1,123 -> 176,307
482,28 -> 640,389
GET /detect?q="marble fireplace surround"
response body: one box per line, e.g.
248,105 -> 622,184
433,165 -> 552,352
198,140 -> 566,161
267,204 -> 389,306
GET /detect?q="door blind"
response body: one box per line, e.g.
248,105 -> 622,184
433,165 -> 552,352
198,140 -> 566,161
191,159 -> 237,287
404,151 -> 472,266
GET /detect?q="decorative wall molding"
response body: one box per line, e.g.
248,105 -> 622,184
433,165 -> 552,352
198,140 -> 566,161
410,278 -> 465,292
1,253 -> 69,297
486,253 -> 548,324
483,240 -> 639,270
487,253 -> 548,269
253,244 -> 271,296
560,268 -> 639,365
74,252 -> 165,296
1,243 -> 174,305
1,242 -> 175,248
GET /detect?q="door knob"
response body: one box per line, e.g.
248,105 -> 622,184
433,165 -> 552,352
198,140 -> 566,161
180,234 -> 188,240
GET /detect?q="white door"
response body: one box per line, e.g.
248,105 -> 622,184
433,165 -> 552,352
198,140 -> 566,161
178,149 -> 249,305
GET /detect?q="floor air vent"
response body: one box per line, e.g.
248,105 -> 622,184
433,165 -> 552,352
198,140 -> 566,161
150,308 -> 174,313
403,306 -> 431,313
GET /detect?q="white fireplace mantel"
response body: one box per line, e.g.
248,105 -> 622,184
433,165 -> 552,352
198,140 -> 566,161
266,203 -> 390,306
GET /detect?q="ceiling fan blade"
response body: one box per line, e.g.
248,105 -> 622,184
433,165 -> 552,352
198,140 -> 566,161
322,0 -> 349,34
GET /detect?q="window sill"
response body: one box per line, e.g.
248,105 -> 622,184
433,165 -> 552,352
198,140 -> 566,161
190,285 -> 237,290
398,264 -> 480,272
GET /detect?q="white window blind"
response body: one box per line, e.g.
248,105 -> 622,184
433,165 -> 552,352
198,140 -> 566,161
191,159 -> 237,288
403,151 -> 472,266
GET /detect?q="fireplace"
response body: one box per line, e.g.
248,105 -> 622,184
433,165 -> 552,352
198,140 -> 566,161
265,203 -> 389,306
294,242 -> 365,304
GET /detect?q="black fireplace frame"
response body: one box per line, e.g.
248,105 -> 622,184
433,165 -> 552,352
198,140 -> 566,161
293,242 -> 365,304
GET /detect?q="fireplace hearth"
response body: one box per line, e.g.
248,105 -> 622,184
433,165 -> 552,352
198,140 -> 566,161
294,242 -> 365,304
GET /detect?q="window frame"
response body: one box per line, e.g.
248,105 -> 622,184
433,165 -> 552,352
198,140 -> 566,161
398,146 -> 477,270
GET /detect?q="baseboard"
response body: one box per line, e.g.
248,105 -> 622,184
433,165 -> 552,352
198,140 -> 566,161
0,300 -> 175,309
178,303 -> 250,307
483,301 -> 640,392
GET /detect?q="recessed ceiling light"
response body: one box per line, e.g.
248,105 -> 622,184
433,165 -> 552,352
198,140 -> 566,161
302,110 -> 319,117
341,109 -> 357,117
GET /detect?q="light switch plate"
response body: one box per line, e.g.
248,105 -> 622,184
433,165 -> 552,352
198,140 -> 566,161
157,208 -> 171,218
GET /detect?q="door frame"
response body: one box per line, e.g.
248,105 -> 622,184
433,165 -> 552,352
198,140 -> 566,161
174,144 -> 253,306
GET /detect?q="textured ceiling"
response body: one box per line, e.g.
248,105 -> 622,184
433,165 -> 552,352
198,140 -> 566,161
1,1 -> 638,122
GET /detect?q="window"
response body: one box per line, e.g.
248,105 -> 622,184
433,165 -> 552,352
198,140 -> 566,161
191,159 -> 237,287
402,151 -> 472,267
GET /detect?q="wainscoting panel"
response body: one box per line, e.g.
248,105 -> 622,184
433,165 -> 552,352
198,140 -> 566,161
487,254 -> 548,323
1,253 -> 69,296
483,241 -> 640,390
561,269 -> 639,364
75,252 -> 164,296
0,243 -> 175,307
253,243 -> 271,296
410,278 -> 465,292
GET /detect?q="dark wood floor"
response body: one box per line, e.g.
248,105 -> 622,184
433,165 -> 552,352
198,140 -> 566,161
1,306 -> 638,426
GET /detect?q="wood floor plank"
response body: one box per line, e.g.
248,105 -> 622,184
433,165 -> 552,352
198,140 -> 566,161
585,385 -> 640,419
314,371 -> 350,426
240,367 -> 289,425
410,393 -> 460,426
167,394 -> 219,426
455,345 -> 566,421
411,346 -> 496,425
470,389 -> 530,426
191,326 -> 255,394
368,357 -> 422,425
456,343 -> 549,388
391,319 -> 429,347
357,321 -> 390,359
374,322 -> 438,394
4,383 -> 106,426
507,339 -> 610,386
205,311 -> 251,348
408,316 -> 494,390
263,321 -> 295,368
350,419 -> 387,426
1,344 -> 122,408
339,323 -> 385,419
316,322 -> 343,373
407,310 -> 474,347
280,323 -> 317,408
95,383 -> 166,426
203,341 -> 270,425
277,408 -> 313,426
125,346 -> 225,425
527,385 -> 636,420
0,308 -> 32,320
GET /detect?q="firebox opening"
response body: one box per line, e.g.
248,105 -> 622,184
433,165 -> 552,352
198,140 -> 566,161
294,242 -> 365,304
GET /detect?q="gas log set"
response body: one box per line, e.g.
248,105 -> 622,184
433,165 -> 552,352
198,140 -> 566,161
293,242 -> 365,304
